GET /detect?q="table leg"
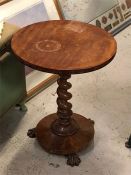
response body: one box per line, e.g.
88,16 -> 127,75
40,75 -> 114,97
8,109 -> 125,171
125,134 -> 131,148
66,153 -> 81,167
51,73 -> 79,136
27,73 -> 94,166
27,128 -> 36,138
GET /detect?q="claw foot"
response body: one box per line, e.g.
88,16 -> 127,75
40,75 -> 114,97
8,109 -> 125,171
66,153 -> 81,167
27,128 -> 36,138
125,135 -> 131,148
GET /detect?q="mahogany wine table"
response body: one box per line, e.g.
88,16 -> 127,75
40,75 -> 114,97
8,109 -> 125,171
11,20 -> 117,166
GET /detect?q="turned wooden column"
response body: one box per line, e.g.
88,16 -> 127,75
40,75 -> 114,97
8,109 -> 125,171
51,73 -> 79,136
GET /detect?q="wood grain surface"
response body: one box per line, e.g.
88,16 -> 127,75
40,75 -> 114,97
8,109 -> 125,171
0,0 -> 11,6
36,113 -> 95,155
11,20 -> 117,74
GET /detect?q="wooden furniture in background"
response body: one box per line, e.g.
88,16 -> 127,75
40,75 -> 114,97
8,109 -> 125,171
11,20 -> 117,166
0,0 -> 12,6
53,0 -> 64,20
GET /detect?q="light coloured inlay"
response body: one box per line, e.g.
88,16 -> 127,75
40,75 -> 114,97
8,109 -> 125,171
35,40 -> 61,52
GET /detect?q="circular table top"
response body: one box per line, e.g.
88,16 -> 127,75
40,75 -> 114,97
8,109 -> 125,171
11,20 -> 117,74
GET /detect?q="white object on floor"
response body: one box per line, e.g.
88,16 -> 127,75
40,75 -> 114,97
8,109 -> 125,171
0,26 -> 131,175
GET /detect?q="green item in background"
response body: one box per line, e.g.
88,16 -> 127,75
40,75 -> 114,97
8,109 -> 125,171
0,53 -> 27,116
0,22 -> 27,117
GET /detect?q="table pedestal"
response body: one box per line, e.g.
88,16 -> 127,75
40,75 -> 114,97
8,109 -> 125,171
27,74 -> 94,166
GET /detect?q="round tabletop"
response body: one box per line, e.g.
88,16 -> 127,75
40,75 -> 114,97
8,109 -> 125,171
11,20 -> 117,74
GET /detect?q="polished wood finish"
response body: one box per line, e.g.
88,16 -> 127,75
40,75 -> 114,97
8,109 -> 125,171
36,113 -> 94,155
11,20 -> 117,74
11,20 -> 117,166
36,74 -> 94,155
51,74 -> 79,136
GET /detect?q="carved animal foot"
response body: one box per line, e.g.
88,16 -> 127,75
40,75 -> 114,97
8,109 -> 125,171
125,135 -> 131,148
66,153 -> 81,167
27,128 -> 36,138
